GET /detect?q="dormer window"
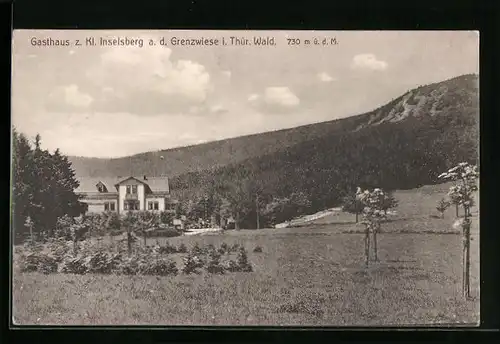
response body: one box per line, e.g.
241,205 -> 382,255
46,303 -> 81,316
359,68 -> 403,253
132,185 -> 138,194
96,182 -> 107,193
126,185 -> 131,194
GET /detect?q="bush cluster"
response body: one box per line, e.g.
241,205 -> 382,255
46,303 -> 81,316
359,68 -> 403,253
180,243 -> 254,274
16,239 -> 255,276
19,252 -> 58,274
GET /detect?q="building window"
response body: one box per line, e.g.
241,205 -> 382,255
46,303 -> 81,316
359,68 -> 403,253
126,185 -> 131,194
97,183 -> 106,193
132,185 -> 138,194
104,202 -> 116,211
125,200 -> 139,211
148,201 -> 159,210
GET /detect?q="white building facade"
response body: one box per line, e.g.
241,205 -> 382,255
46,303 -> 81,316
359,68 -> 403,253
76,175 -> 177,215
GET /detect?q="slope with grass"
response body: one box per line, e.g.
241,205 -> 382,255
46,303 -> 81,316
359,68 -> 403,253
12,182 -> 480,326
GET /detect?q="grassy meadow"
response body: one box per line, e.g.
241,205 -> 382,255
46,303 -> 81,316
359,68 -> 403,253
12,182 -> 480,326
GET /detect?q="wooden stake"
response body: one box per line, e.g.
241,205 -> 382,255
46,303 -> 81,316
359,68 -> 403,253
365,226 -> 370,268
373,225 -> 379,262
256,193 -> 260,230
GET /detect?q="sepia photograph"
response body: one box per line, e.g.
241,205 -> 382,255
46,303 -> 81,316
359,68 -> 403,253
11,30 -> 479,326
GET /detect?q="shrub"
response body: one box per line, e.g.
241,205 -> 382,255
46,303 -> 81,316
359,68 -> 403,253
84,251 -> 123,274
206,243 -> 215,254
191,242 -> 203,255
159,211 -> 175,226
19,252 -> 58,274
138,257 -> 178,276
55,214 -> 73,240
230,243 -> 240,252
106,212 -> 121,231
219,242 -> 229,254
58,255 -> 88,275
177,243 -> 188,253
182,253 -> 204,274
47,237 -> 73,263
205,247 -> 224,274
23,240 -> 44,253
253,246 -> 263,253
157,242 -> 178,254
117,255 -> 141,275
236,247 -> 253,272
222,259 -> 240,272
436,198 -> 451,219
341,193 -> 364,223
110,229 -> 123,236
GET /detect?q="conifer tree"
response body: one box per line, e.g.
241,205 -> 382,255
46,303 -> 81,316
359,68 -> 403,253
11,128 -> 84,242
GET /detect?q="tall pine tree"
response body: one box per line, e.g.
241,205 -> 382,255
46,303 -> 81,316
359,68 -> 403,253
11,128 -> 84,242
12,128 -> 34,242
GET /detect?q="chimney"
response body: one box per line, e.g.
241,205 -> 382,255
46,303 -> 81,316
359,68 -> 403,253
143,175 -> 147,180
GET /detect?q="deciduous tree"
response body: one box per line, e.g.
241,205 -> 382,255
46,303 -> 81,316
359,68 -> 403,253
439,162 -> 478,299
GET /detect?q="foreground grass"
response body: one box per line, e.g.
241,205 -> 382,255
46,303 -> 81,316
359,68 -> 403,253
13,229 -> 479,326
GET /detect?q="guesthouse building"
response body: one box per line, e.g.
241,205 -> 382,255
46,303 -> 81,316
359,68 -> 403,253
76,175 -> 178,215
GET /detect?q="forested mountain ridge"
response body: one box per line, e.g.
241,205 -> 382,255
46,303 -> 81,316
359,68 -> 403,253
167,73 -> 478,210
68,112 -> 370,178
69,73 -> 478,214
69,74 -> 478,180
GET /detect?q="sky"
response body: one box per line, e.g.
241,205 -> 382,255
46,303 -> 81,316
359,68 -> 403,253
12,30 -> 479,158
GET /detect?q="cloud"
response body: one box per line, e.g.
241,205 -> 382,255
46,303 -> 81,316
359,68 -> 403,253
248,94 -> 260,102
47,84 -> 93,110
247,87 -> 300,113
209,104 -> 227,114
222,70 -> 231,78
264,87 -> 300,107
351,54 -> 388,71
318,72 -> 336,82
69,50 -> 75,55
84,44 -> 212,115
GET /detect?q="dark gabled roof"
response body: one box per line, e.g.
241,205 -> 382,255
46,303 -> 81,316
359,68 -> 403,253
76,176 -> 169,193
75,177 -> 121,193
114,176 -> 147,187
141,177 -> 170,193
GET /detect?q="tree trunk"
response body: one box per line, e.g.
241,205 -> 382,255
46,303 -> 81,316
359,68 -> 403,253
464,236 -> 470,298
109,232 -> 115,252
463,207 -> 471,299
29,224 -> 34,247
256,194 -> 260,230
355,212 -> 358,223
372,226 -> 379,262
364,227 -> 370,268
235,212 -> 240,230
143,229 -> 147,247
127,228 -> 132,256
455,204 -> 459,217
